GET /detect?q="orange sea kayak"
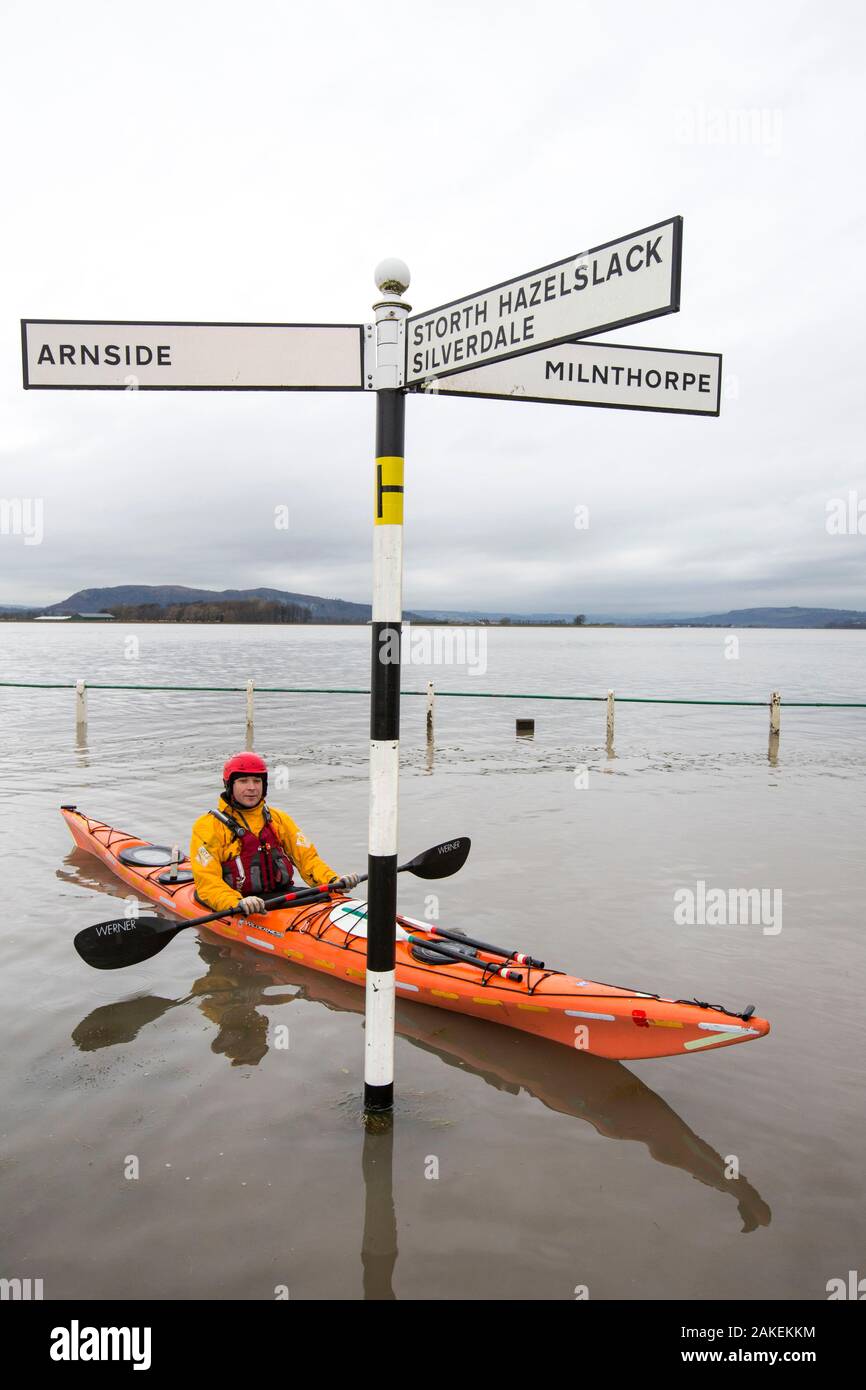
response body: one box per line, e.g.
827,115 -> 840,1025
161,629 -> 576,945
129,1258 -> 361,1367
61,806 -> 770,1061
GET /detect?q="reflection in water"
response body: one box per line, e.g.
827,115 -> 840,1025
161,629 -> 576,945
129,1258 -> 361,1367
74,993 -> 185,1048
71,957 -> 299,1067
61,849 -> 771,1242
361,1114 -> 397,1300
768,730 -> 780,767
74,721 -> 89,768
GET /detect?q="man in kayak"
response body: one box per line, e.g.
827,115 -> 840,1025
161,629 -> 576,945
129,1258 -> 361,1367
190,752 -> 359,916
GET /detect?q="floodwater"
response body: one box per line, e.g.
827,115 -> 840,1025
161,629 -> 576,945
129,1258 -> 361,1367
1,622 -> 864,1300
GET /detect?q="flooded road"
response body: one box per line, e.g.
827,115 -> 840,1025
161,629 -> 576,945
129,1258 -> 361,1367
1,624 -> 864,1299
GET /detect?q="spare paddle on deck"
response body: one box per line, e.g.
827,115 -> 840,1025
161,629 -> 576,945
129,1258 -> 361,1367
429,924 -> 544,968
74,835 -> 471,971
406,935 -> 523,981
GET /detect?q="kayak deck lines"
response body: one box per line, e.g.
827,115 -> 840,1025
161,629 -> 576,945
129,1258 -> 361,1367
60,806 -> 771,1062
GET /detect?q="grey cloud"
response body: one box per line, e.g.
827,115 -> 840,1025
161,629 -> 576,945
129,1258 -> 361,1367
1,0 -> 864,616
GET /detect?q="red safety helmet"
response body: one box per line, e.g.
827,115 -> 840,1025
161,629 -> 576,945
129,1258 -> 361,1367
223,751 -> 268,802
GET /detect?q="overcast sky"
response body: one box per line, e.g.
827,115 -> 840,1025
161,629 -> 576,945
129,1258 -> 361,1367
1,0 -> 864,616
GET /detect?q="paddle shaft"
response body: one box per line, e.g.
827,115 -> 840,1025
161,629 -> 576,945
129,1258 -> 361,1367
180,884 -> 333,931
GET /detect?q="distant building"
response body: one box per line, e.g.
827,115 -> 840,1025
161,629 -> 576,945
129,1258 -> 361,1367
33,611 -> 114,621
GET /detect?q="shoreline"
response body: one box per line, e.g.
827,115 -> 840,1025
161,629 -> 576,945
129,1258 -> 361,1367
2,617 -> 864,631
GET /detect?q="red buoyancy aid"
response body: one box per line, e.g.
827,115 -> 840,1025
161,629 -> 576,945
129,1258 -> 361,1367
209,805 -> 296,896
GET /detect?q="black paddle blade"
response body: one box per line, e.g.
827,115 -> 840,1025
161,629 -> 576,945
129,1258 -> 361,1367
74,916 -> 188,970
403,836 -> 471,880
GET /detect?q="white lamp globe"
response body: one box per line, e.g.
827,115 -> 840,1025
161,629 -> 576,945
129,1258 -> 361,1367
374,258 -> 411,295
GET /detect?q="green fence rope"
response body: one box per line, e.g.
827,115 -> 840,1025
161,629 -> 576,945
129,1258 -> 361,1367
1,680 -> 864,708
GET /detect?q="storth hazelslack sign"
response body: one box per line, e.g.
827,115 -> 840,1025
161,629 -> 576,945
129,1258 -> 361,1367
404,215 -> 682,386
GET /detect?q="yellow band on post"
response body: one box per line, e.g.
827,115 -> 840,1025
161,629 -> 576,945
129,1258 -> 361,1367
375,455 -> 404,525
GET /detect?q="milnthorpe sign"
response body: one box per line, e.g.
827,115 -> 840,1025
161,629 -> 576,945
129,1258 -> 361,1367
415,340 -> 721,416
404,216 -> 682,386
21,320 -> 366,390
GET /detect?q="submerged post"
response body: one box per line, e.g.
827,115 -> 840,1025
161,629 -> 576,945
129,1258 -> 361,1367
366,257 -> 410,1113
245,678 -> 255,745
769,690 -> 781,736
75,679 -> 87,729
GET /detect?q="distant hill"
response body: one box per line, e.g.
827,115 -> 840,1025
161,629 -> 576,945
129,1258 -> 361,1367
667,606 -> 866,629
40,585 -> 372,623
4,591 -> 866,628
36,588 -> 582,624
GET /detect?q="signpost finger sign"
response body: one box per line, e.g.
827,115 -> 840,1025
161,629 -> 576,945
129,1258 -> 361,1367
414,340 -> 722,416
405,215 -> 682,387
21,320 -> 366,390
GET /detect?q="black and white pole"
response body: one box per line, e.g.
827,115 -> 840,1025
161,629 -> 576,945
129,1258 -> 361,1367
365,258 -> 410,1112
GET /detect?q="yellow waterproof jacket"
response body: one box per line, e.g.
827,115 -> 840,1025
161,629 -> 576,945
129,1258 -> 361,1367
190,795 -> 337,912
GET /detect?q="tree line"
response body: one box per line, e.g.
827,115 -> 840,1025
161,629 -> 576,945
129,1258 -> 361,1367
105,599 -> 314,623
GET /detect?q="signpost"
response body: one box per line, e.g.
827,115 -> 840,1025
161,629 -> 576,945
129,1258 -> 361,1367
21,320 -> 365,390
414,340 -> 722,416
365,261 -> 411,1112
21,214 -> 722,1115
405,215 -> 682,386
